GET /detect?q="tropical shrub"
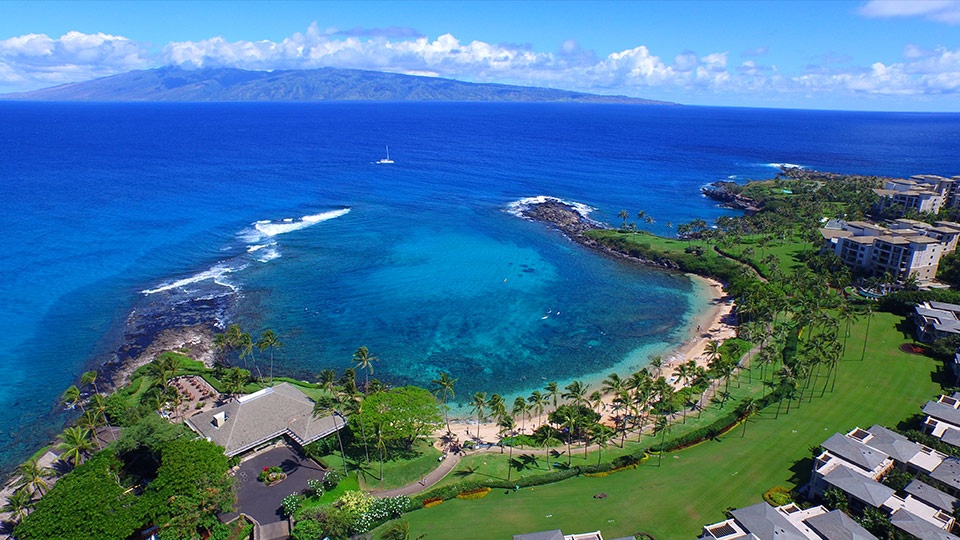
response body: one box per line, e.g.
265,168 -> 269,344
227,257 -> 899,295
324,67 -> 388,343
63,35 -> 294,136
306,478 -> 324,497
322,468 -> 343,490
422,497 -> 443,508
763,486 -> 792,506
258,466 -> 284,483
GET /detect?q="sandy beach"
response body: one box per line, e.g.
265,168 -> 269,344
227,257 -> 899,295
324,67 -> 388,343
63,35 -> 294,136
439,274 -> 736,445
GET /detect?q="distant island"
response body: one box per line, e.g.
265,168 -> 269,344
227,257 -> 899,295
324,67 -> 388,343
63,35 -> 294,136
0,66 -> 675,104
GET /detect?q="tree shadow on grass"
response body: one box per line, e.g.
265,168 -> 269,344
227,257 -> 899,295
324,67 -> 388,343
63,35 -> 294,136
788,456 -> 813,488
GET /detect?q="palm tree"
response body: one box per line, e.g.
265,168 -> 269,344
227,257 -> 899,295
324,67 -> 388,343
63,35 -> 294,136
238,332 -> 264,384
649,356 -> 665,379
382,518 -> 425,540
431,372 -> 457,434
512,397 -> 528,447
57,426 -> 94,466
557,406 -> 577,466
654,415 -> 670,467
79,409 -> 105,449
80,370 -> 100,395
528,391 -> 547,428
344,388 -> 371,465
602,373 -> 624,399
470,392 -> 488,440
617,209 -> 629,229
147,353 -> 180,391
590,424 -> 614,466
313,395 -> 349,476
14,457 -> 53,496
61,384 -> 82,412
3,488 -> 33,525
488,394 -> 506,426
859,307 -> 873,362
375,424 -> 387,482
544,382 -> 559,409
352,346 -> 378,391
317,369 -> 337,394
256,329 -> 283,385
737,398 -> 759,438
589,390 -> 604,418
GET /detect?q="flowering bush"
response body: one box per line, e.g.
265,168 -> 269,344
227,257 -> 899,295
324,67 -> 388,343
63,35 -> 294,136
337,490 -> 374,517
456,487 -> 492,500
282,493 -> 305,517
322,469 -> 343,490
306,478 -> 324,497
258,466 -> 285,483
423,497 -> 443,508
351,496 -> 412,533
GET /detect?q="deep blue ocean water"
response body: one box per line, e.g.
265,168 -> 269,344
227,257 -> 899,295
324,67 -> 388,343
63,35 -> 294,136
1,101 -> 958,473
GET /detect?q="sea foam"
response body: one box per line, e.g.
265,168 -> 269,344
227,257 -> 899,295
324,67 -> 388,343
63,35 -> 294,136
253,208 -> 351,238
141,263 -> 245,295
766,162 -> 804,169
505,196 -> 596,221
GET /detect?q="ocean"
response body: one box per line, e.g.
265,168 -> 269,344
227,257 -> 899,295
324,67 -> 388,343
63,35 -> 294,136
0,101 -> 958,474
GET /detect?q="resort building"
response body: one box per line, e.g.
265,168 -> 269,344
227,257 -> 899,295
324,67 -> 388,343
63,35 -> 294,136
873,175 -> 960,217
185,382 -> 345,457
923,393 -> 960,447
698,502 -> 875,540
806,427 -> 960,536
874,177 -> 946,215
818,219 -> 960,282
915,302 -> 960,343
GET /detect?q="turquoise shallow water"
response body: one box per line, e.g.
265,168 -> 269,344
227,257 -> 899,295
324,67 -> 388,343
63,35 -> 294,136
1,101 -> 959,472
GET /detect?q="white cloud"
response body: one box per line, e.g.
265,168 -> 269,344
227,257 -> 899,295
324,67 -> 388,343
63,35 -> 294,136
859,0 -> 960,24
0,30 -> 151,90
1,24 -> 960,107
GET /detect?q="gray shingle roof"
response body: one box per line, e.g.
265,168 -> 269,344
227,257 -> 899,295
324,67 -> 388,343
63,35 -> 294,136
730,502 -> 808,540
943,428 -> 960,448
513,530 -> 565,540
905,479 -> 959,512
864,425 -> 921,463
803,509 -> 877,540
890,509 -> 960,540
185,382 -> 344,456
822,433 -> 890,472
924,400 -> 960,427
931,457 -> 960,492
823,466 -> 895,507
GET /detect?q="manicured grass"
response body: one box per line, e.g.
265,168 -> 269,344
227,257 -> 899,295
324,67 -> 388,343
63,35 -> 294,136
357,440 -> 442,491
301,472 -> 360,508
393,312 -> 944,539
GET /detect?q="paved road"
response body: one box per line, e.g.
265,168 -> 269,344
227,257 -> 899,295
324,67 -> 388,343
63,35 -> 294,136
372,452 -> 463,498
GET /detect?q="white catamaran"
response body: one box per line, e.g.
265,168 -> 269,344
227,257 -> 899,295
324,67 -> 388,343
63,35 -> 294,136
376,146 -> 394,164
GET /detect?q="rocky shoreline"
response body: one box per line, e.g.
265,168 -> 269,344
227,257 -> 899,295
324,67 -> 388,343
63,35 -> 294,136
519,199 -> 684,272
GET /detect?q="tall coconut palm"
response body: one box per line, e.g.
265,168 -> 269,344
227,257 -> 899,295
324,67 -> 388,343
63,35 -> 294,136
352,346 -> 378,391
238,332 -> 264,384
590,424 -> 614,466
431,372 -> 457,434
344,388 -> 371,465
61,384 -> 82,413
3,488 -> 33,525
469,392 -> 488,440
544,382 -> 559,409
80,370 -> 100,395
649,356 -> 665,379
79,410 -> 105,449
57,426 -> 94,466
313,395 -> 349,476
317,369 -> 337,394
488,394 -> 506,425
14,457 -> 53,496
737,398 -> 759,438
527,391 -> 547,428
512,397 -> 528,444
256,329 -> 283,385
654,415 -> 670,467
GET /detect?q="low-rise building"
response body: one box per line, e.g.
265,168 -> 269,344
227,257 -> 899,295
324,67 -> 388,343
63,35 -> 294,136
185,382 -> 345,457
819,219 -> 958,282
699,502 -> 875,540
916,303 -> 960,343
923,393 -> 960,446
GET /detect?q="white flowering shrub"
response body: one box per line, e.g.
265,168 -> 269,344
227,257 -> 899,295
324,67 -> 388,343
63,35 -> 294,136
306,478 -> 324,497
282,493 -> 305,517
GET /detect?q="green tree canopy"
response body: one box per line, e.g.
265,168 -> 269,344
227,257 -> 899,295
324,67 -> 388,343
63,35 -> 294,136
15,450 -> 144,540
352,386 -> 443,452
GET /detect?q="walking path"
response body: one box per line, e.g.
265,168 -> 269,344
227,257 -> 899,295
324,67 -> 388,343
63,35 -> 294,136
370,342 -> 763,500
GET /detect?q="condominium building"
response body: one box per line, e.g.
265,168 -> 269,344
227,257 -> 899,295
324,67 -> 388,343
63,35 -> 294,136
819,219 -> 960,282
874,175 -> 960,216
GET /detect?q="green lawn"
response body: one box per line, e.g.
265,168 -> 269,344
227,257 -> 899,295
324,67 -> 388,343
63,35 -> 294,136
390,312 -> 945,539
357,440 -> 442,491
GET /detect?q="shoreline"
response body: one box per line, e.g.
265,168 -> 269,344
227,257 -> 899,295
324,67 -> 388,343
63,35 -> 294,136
438,198 -> 738,444
439,273 -> 735,444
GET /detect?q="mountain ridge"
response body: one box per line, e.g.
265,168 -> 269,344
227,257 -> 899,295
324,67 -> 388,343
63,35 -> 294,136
0,66 -> 675,104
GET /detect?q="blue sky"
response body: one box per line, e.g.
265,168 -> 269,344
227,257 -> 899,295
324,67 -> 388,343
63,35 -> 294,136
1,0 -> 959,110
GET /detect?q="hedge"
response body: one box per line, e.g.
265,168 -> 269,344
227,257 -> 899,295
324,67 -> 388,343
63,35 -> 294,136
455,487 -> 492,500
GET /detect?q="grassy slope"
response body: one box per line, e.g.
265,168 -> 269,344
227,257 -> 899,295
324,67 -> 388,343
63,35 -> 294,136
397,312 -> 943,539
